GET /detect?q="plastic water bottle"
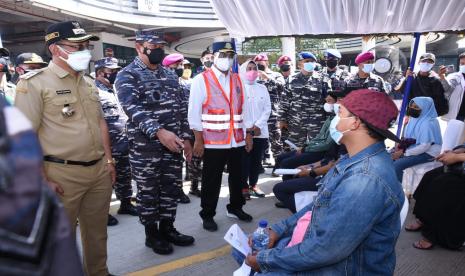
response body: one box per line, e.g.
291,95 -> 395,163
252,220 -> 270,253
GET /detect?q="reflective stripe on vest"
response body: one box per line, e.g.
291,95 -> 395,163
201,70 -> 244,145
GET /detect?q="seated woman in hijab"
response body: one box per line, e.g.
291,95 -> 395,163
405,144 -> 465,250
392,96 -> 442,181
240,59 -> 271,199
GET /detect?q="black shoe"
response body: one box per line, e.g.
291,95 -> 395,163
145,225 -> 173,255
250,187 -> 266,198
108,214 -> 118,226
179,192 -> 191,204
202,217 -> 218,232
117,200 -> 138,216
160,220 -> 195,246
275,201 -> 286,208
189,188 -> 201,197
226,207 -> 253,222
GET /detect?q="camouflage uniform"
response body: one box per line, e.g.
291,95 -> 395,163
257,76 -> 284,159
321,68 -> 346,93
115,56 -> 191,225
279,72 -> 330,148
95,80 -> 133,201
345,72 -> 387,93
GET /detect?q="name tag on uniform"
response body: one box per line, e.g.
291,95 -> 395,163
56,89 -> 71,95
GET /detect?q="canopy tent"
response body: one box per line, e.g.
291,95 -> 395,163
210,0 -> 465,38
210,0 -> 465,138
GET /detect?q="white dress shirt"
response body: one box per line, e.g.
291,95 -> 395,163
244,82 -> 271,138
188,66 -> 253,149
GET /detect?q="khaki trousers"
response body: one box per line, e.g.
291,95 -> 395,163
45,159 -> 112,276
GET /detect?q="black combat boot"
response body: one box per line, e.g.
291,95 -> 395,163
145,224 -> 173,255
159,220 -> 195,246
117,199 -> 138,216
189,180 -> 201,197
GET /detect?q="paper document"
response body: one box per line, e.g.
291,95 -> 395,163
234,261 -> 252,276
274,168 -> 301,175
224,224 -> 251,256
284,140 -> 299,150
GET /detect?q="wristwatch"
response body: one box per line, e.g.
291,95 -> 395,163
308,167 -> 317,178
246,129 -> 255,136
106,158 -> 115,165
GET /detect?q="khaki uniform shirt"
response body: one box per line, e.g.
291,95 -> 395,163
15,61 -> 104,161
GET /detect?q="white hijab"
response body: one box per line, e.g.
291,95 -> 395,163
239,59 -> 258,85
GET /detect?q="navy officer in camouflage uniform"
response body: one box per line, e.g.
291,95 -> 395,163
95,57 -> 138,227
278,52 -> 330,148
321,49 -> 346,94
115,30 -> 194,255
345,51 -> 387,93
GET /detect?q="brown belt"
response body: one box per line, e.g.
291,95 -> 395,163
44,156 -> 101,167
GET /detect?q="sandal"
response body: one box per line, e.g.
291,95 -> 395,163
405,219 -> 423,232
413,239 -> 434,250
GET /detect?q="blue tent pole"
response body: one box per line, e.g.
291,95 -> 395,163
231,38 -> 239,73
396,32 -> 421,137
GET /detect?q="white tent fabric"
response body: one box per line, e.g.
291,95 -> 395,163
210,0 -> 465,37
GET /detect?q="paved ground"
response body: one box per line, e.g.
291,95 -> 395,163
87,167 -> 465,276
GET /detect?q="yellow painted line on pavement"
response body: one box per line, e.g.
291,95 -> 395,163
127,245 -> 232,276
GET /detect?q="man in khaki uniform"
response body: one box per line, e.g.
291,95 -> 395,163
15,21 -> 116,276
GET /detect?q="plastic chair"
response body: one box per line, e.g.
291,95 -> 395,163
400,194 -> 409,228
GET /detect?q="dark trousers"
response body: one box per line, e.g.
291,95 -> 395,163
242,138 -> 268,188
113,154 -> 133,201
273,177 -> 319,213
275,150 -> 326,180
200,147 -> 246,219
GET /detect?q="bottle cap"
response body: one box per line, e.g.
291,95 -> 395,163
259,220 -> 268,228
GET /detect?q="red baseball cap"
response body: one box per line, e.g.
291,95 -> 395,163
341,89 -> 400,142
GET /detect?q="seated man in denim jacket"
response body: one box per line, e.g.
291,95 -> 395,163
245,89 -> 405,275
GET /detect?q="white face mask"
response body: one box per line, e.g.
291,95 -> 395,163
58,46 -> 92,72
215,57 -> 233,72
419,62 -> 434,73
459,65 -> 465,74
362,63 -> 374,74
323,103 -> 334,113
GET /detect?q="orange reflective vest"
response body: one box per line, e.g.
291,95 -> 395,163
201,69 -> 245,145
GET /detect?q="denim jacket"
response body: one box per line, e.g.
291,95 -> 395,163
256,142 -> 404,275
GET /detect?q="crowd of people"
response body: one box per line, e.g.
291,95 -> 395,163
1,20 -> 465,275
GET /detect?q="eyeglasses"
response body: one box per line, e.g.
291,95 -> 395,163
57,43 -> 94,52
218,52 -> 236,59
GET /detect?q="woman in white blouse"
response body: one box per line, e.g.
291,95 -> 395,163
240,59 -> 271,199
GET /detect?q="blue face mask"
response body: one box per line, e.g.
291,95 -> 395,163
329,114 -> 354,145
303,62 -> 315,72
333,103 -> 340,115
362,63 -> 374,74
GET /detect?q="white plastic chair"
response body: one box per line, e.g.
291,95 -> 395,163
402,119 -> 464,196
400,194 -> 409,228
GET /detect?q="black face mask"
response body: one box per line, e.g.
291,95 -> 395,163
143,47 -> 165,65
326,59 -> 339,69
174,68 -> 184,77
257,64 -> 266,71
280,64 -> 291,72
407,107 -> 421,118
105,72 -> 118,84
203,60 -> 213,68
